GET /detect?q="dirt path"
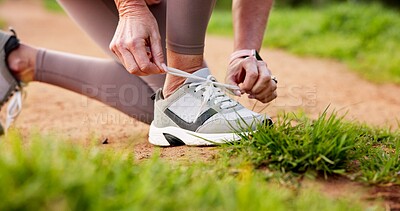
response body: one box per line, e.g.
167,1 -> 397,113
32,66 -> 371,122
1,0 -> 399,208
1,0 -> 400,153
1,0 -> 400,155
0,0 -> 400,148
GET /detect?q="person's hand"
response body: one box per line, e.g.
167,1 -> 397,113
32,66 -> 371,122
226,49 -> 277,103
110,1 -> 164,76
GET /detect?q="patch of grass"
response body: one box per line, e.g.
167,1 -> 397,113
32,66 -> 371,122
0,131 -> 364,210
43,0 -> 63,12
222,110 -> 400,185
356,127 -> 400,184
209,3 -> 400,84
224,111 -> 360,177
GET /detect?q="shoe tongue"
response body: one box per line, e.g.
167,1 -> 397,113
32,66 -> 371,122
184,68 -> 211,84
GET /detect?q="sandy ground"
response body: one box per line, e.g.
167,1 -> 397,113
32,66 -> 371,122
0,0 -> 399,208
1,0 -> 399,142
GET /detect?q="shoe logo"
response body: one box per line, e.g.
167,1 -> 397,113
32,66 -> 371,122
164,108 -> 217,132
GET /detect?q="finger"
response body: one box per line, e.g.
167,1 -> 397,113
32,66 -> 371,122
109,24 -> 125,59
112,44 -> 139,75
255,79 -> 277,100
253,80 -> 277,102
110,39 -> 124,62
111,47 -> 124,66
150,34 -> 165,73
110,35 -> 142,75
119,48 -> 145,75
251,61 -> 272,95
225,76 -> 238,86
129,39 -> 160,75
251,92 -> 276,103
263,90 -> 277,103
226,58 -> 245,85
240,56 -> 259,93
225,76 -> 241,96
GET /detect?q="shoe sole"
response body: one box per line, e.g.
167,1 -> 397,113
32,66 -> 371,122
148,123 -> 243,146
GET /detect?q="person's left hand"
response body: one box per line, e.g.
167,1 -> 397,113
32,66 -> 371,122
226,51 -> 277,103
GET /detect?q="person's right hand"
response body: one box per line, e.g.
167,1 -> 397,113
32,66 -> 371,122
110,1 -> 164,76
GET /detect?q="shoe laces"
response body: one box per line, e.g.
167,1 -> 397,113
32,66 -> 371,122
5,89 -> 23,131
163,65 -> 240,121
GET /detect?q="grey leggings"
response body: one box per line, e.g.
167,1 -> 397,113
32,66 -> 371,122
35,0 -> 215,124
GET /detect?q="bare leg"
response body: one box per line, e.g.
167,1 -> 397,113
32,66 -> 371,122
163,53 -> 206,96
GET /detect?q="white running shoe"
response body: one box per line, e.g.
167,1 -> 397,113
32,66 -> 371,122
148,67 -> 272,146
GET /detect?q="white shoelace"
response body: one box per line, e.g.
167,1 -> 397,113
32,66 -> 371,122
162,65 -> 240,121
5,90 -> 23,131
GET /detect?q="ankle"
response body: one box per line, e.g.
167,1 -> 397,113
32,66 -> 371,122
163,51 -> 206,98
7,43 -> 37,83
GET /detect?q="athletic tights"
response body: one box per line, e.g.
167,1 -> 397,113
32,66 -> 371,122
35,0 -> 216,124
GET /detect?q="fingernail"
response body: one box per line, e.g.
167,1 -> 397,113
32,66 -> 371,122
234,90 -> 241,96
248,95 -> 255,99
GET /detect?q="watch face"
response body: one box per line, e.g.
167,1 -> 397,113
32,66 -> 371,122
254,50 -> 263,61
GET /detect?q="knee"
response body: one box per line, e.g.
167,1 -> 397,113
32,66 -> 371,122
145,0 -> 162,5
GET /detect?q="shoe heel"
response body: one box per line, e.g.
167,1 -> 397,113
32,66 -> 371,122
148,123 -> 173,146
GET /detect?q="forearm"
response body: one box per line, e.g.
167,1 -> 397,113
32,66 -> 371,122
232,0 -> 273,51
114,0 -> 148,17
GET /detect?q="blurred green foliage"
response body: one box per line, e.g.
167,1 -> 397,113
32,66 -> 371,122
43,0 -> 63,12
215,0 -> 232,10
209,3 -> 400,83
0,131 -> 364,210
268,3 -> 400,83
223,110 -> 400,184
215,0 -> 400,9
0,19 -> 5,29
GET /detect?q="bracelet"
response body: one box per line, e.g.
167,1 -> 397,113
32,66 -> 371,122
229,49 -> 264,65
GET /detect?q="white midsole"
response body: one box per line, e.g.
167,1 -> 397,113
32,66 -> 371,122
148,123 -> 244,146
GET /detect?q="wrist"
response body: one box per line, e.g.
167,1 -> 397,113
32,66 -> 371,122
234,42 -> 262,52
229,49 -> 264,65
115,0 -> 148,17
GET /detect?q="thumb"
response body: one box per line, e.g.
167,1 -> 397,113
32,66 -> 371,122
225,75 -> 237,85
150,34 -> 165,72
